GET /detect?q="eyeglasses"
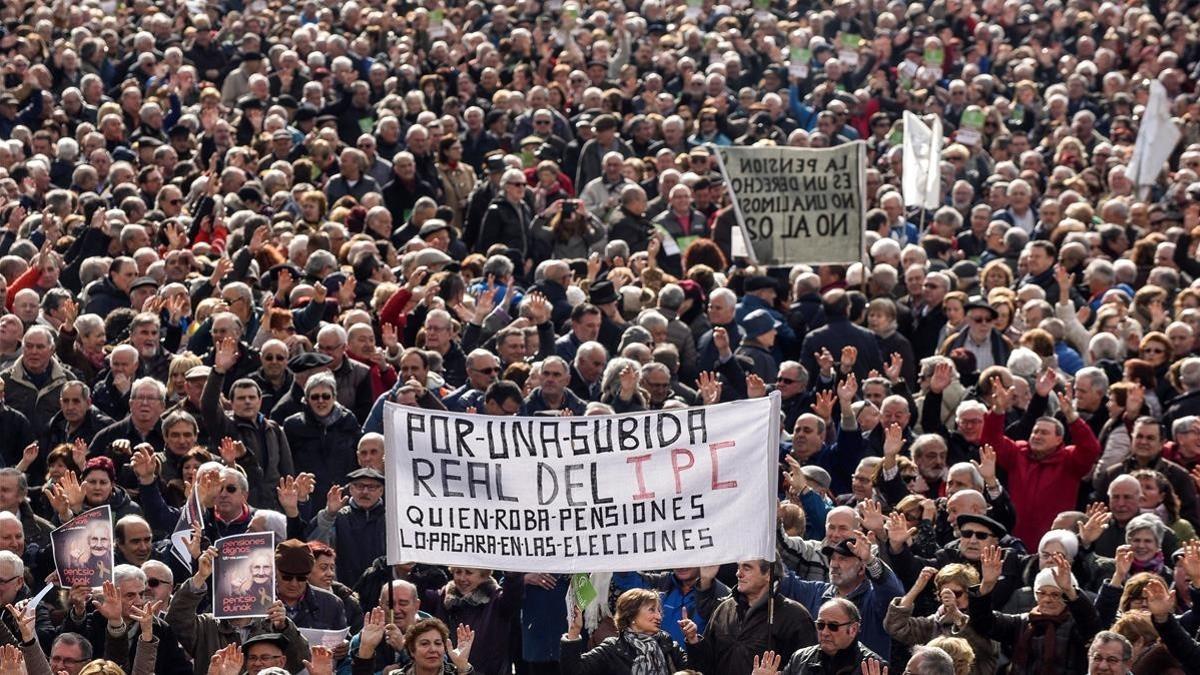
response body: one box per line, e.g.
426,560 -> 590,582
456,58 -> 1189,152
309,393 -> 333,401
960,530 -> 993,540
473,366 -> 501,374
0,575 -> 20,585
146,577 -> 169,588
1090,655 -> 1125,665
248,654 -> 285,663
263,354 -> 288,362
131,395 -> 163,403
280,573 -> 308,582
815,620 -> 854,632
776,376 -> 800,385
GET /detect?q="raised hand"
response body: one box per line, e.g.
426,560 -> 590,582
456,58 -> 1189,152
837,373 -> 858,403
17,441 -> 37,471
839,345 -> 858,373
1144,577 -> 1174,621
810,390 -> 836,422
97,580 -> 124,625
185,520 -> 203,561
525,292 -> 551,325
678,606 -> 700,644
783,455 -> 807,498
267,600 -> 287,630
1079,502 -> 1112,547
884,511 -> 913,551
325,484 -> 346,514
816,348 -> 835,377
198,468 -> 223,508
746,374 -> 767,399
0,644 -> 24,675
752,651 -> 782,675
131,445 -> 158,485
71,438 -> 87,470
928,361 -> 953,394
565,605 -> 584,640
1035,368 -> 1057,398
277,476 -> 300,517
861,658 -> 888,675
882,423 -> 904,459
1112,545 -> 1134,586
194,547 -> 218,583
218,437 -> 245,466
304,646 -> 335,675
979,544 -> 1002,592
619,365 -> 639,400
1056,388 -> 1077,423
696,371 -> 720,405
449,624 -> 475,672
1182,540 -> 1200,584
914,566 -> 938,592
1051,551 -> 1076,599
988,376 -> 1011,413
848,530 -> 873,562
207,643 -> 244,675
130,600 -> 162,641
295,473 -> 317,502
971,444 -> 997,485
359,607 -> 387,654
5,602 -> 34,642
712,326 -> 731,358
860,499 -> 885,535
883,353 -> 903,382
213,337 -> 238,374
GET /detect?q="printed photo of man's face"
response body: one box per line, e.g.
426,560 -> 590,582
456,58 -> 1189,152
250,551 -> 272,585
88,522 -> 110,558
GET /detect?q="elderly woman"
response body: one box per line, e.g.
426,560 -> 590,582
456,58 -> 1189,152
885,564 -> 997,675
971,546 -> 1101,675
598,357 -> 649,413
354,616 -> 474,675
282,371 -> 362,501
560,588 -> 689,675
866,298 -> 916,385
1111,610 -> 1187,675
56,310 -> 107,382
48,456 -> 142,524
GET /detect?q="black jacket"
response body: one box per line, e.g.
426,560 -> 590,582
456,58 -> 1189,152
560,631 -> 688,675
83,276 -> 131,316
477,197 -> 533,255
686,588 -> 816,675
283,405 -> 362,502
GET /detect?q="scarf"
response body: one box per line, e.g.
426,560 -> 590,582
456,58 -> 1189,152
441,577 -> 498,611
622,631 -> 668,675
1012,607 -> 1070,675
1130,551 -> 1166,575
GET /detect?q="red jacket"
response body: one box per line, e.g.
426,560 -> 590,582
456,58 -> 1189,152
982,412 -> 1101,546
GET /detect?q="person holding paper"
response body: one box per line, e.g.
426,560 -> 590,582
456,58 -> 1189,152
166,546 -> 311,675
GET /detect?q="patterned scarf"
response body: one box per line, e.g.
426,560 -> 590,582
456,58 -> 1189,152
1131,551 -> 1166,575
1012,607 -> 1070,675
622,630 -> 668,675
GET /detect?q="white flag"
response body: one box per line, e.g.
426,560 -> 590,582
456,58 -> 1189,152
902,111 -> 943,210
1128,80 -> 1182,199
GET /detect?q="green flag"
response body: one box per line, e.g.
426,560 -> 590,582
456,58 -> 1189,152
571,573 -> 597,610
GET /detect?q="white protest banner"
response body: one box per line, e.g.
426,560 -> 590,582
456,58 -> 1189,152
1129,79 -> 1182,199
383,395 -> 781,573
902,111 -> 943,210
714,143 -> 866,266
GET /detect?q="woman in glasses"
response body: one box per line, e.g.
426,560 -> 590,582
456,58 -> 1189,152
884,564 -> 996,675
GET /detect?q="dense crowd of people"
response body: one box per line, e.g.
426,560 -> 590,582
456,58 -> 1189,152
1,0 -> 1200,674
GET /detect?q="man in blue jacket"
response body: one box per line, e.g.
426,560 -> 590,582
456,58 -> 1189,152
778,534 -> 903,660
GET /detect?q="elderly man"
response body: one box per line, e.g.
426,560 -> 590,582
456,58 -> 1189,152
579,151 -> 634,223
167,542 -> 311,675
48,633 -> 94,675
780,531 -> 903,659
982,382 -> 1099,545
198,312 -> 262,395
444,349 -> 501,412
522,356 -> 586,415
940,297 -> 1012,372
203,338 -> 294,510
307,467 -> 386,587
314,325 -> 373,423
91,344 -> 139,420
349,580 -> 429,673
1,325 -> 70,430
1093,416 -> 1200,525
680,559 -> 815,675
779,598 -> 885,675
63,563 -> 191,675
1085,632 -> 1133,675
569,342 -> 606,402
1087,474 -> 1180,558
89,377 -> 167,459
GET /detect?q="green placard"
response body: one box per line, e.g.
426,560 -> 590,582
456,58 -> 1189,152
960,109 -> 985,130
924,47 -> 944,67
839,33 -> 862,50
572,574 -> 597,609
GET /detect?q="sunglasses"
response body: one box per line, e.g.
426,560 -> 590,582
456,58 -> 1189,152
1141,347 -> 1165,354
473,366 -> 501,374
223,484 -> 239,494
901,474 -> 918,483
280,573 -> 308,582
146,578 -> 169,588
960,530 -> 993,540
776,377 -> 800,385
815,620 -> 853,632
167,199 -> 183,205
309,393 -> 333,401
263,354 -> 288,361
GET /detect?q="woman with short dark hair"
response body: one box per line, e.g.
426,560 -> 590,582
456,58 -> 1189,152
560,588 -> 689,675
